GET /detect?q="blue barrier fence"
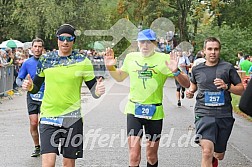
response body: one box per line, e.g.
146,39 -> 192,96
0,66 -> 14,95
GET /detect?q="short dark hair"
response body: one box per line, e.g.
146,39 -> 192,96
32,38 -> 44,47
196,50 -> 204,59
244,55 -> 250,60
203,37 -> 221,50
238,51 -> 243,57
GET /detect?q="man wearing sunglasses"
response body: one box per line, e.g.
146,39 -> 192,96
105,29 -> 190,167
22,24 -> 105,167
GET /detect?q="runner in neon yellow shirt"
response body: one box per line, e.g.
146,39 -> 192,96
22,24 -> 105,167
105,29 -> 190,167
121,51 -> 174,120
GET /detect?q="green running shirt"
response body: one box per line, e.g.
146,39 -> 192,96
37,52 -> 95,118
121,52 -> 174,120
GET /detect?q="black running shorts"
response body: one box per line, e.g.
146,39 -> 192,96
175,79 -> 185,92
127,114 -> 163,142
26,93 -> 41,115
39,117 -> 83,159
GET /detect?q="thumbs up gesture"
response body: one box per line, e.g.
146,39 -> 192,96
22,74 -> 33,91
95,77 -> 105,97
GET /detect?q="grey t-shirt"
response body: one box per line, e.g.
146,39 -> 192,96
191,60 -> 241,118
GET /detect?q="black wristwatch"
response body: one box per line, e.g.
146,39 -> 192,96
225,84 -> 231,91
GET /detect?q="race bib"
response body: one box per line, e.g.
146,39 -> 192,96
30,91 -> 44,101
204,91 -> 225,106
40,117 -> 63,127
135,103 -> 156,119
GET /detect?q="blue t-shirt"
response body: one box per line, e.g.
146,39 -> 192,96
18,56 -> 45,92
249,66 -> 252,78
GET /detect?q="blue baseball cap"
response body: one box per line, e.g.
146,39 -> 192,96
137,29 -> 157,41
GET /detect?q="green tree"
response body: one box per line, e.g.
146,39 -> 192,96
218,0 -> 252,28
10,0 -> 114,49
194,24 -> 252,64
0,0 -> 21,41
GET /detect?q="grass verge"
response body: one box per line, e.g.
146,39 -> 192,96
231,94 -> 252,122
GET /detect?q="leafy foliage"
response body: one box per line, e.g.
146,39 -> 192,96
0,0 -> 252,63
194,24 -> 252,64
218,0 -> 252,28
0,0 -> 20,41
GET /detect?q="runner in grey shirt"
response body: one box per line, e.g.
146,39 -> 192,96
186,37 -> 244,167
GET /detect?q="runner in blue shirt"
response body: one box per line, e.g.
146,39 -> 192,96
16,38 -> 45,157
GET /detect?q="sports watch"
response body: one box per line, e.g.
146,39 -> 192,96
173,69 -> 181,77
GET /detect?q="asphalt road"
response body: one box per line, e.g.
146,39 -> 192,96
0,77 -> 251,167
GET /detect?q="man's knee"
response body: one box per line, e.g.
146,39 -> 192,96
200,139 -> 214,158
30,120 -> 39,127
129,152 -> 141,164
147,155 -> 158,165
202,146 -> 214,159
29,114 -> 39,127
214,152 -> 225,160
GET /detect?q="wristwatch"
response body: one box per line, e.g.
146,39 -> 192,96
225,84 -> 231,91
173,69 -> 181,77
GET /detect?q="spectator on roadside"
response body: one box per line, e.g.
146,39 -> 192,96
248,65 -> 252,78
192,50 -> 205,67
7,48 -> 19,90
0,50 -> 9,67
157,37 -> 166,53
234,51 -> 244,70
16,53 -> 28,67
188,49 -> 195,64
165,31 -> 177,50
240,55 -> 252,75
165,40 -> 172,54
28,49 -> 34,58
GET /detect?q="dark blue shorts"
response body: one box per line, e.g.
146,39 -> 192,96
195,116 -> 235,153
26,93 -> 41,115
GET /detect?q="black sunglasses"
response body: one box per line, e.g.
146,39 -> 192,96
57,35 -> 75,42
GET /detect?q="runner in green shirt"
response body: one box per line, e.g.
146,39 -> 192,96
105,29 -> 190,167
22,24 -> 105,167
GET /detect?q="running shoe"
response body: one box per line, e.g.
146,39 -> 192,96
177,100 -> 181,107
31,146 -> 40,157
212,157 -> 218,167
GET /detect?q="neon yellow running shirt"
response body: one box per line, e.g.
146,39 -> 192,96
37,52 -> 95,118
121,52 -> 174,120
